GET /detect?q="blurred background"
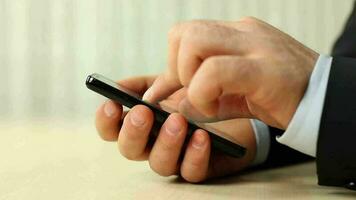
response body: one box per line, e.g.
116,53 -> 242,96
1,1 -> 355,199
0,0 -> 354,125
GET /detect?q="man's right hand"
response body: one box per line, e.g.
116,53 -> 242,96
142,18 -> 319,129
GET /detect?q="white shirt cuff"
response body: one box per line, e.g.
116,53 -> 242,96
276,54 -> 333,157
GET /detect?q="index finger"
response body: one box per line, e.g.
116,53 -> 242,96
118,75 -> 157,96
142,22 -> 188,103
142,20 -> 247,104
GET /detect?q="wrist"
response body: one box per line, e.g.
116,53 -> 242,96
281,51 -> 320,129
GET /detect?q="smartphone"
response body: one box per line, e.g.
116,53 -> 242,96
86,73 -> 246,158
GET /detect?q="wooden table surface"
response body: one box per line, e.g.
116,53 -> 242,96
0,120 -> 355,200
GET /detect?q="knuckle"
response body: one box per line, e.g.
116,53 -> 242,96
125,129 -> 144,142
158,135 -> 178,152
239,16 -> 259,24
202,57 -> 221,72
183,22 -> 204,38
181,27 -> 197,42
168,20 -> 207,42
168,22 -> 183,42
237,16 -> 264,31
121,117 -> 142,141
196,58 -> 221,82
238,60 -> 260,78
236,63 -> 253,77
177,63 -> 193,86
181,21 -> 210,42
187,79 -> 208,104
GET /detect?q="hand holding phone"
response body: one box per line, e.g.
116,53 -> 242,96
86,73 -> 246,158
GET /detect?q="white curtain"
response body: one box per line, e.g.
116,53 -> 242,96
0,0 -> 353,122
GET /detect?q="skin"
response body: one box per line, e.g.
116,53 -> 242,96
96,17 -> 318,183
142,17 -> 319,129
96,76 -> 256,183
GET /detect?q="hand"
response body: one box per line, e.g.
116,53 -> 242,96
95,76 -> 257,182
142,17 -> 319,129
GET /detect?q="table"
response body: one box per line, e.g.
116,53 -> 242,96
0,120 -> 355,200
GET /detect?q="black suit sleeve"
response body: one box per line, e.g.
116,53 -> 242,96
316,57 -> 356,188
316,1 -> 356,189
332,1 -> 356,58
264,2 -> 356,190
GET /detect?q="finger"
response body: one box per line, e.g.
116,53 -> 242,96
142,22 -> 188,103
188,56 -> 260,119
118,75 -> 157,96
148,113 -> 188,176
95,100 -> 123,141
177,23 -> 245,86
178,98 -> 218,122
142,72 -> 182,103
180,129 -> 211,183
118,105 -> 154,161
158,87 -> 187,114
143,21 -> 247,102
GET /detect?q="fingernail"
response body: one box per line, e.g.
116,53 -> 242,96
104,101 -> 117,117
192,131 -> 206,149
142,88 -> 152,102
165,116 -> 182,136
130,110 -> 145,127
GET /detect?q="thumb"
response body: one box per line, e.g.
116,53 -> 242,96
186,56 -> 261,120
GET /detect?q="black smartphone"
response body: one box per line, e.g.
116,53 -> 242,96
86,73 -> 246,158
